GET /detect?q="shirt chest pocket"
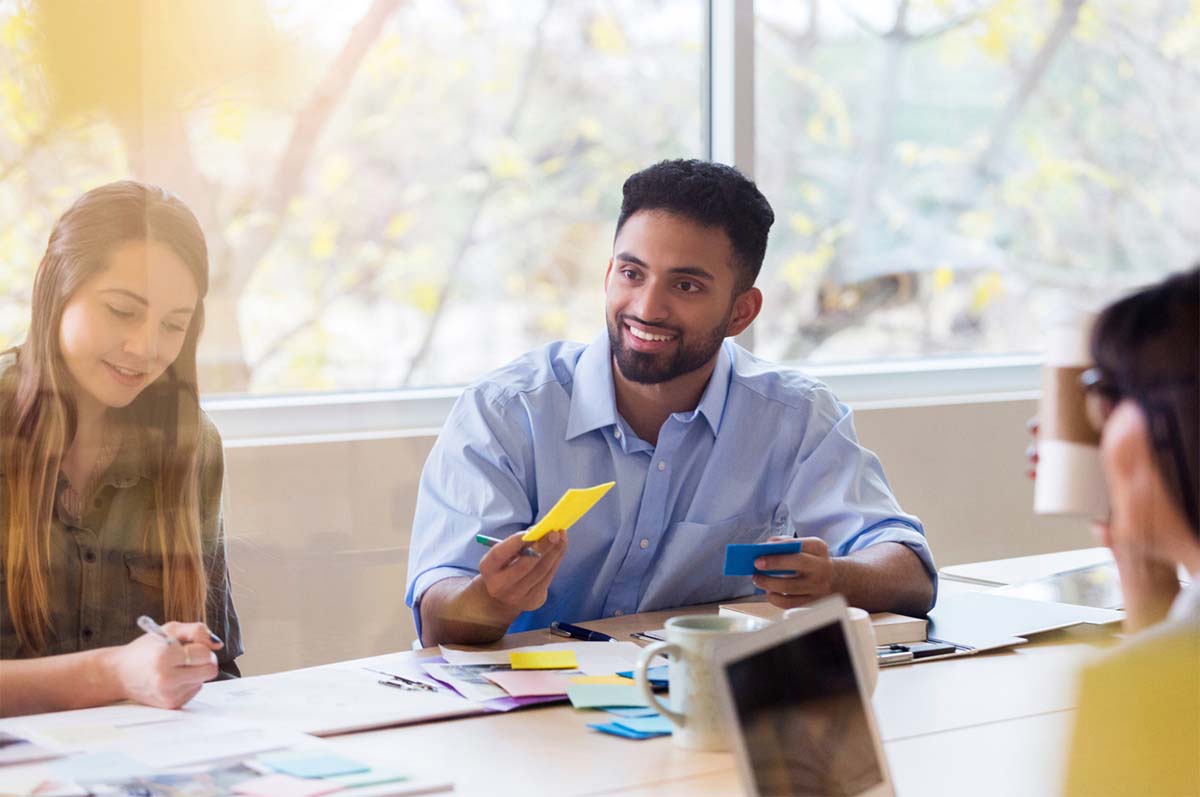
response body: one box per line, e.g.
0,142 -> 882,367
124,553 -> 165,619
647,510 -> 776,608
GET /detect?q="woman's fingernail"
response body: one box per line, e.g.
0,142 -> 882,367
209,633 -> 223,645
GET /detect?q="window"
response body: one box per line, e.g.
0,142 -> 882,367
1,1 -> 1193,410
753,0 -> 1197,366
0,0 -> 704,394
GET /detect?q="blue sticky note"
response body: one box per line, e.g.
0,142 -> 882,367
615,665 -> 668,687
258,751 -> 370,779
614,714 -> 674,735
605,706 -> 662,718
52,752 -> 153,783
587,722 -> 661,740
723,540 -> 802,576
567,683 -> 649,709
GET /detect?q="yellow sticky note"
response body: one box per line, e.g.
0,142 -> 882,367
509,650 -> 579,670
568,675 -> 631,685
522,482 -> 616,541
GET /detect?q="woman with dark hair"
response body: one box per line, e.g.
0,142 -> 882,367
1061,267 -> 1198,797
1083,266 -> 1199,633
0,181 -> 241,717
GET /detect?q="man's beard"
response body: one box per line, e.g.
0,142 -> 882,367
607,311 -> 731,385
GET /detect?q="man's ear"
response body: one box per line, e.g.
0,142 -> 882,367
603,258 -> 614,291
726,286 -> 763,338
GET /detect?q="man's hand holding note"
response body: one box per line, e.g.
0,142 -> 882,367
477,481 -> 616,614
750,536 -> 835,609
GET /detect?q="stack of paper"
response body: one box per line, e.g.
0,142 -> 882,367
718,602 -> 928,645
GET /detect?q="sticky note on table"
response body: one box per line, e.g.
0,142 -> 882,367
522,482 -> 615,541
483,670 -> 572,697
510,649 -> 579,670
234,774 -> 342,797
723,540 -> 802,576
614,714 -> 674,735
258,751 -> 370,779
587,722 -> 662,740
605,706 -> 662,719
569,675 -> 632,686
567,683 -> 650,709
616,665 -> 668,686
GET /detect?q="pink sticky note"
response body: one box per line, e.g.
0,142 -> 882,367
233,774 -> 342,797
483,669 -> 573,697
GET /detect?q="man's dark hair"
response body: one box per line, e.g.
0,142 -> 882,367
615,159 -> 775,292
1091,266 -> 1199,536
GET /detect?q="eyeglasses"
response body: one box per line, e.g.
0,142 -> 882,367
1079,367 -> 1119,434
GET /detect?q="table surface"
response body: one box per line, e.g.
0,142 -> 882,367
318,578 -> 1119,797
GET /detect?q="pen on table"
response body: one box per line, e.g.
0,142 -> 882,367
475,533 -> 541,558
378,675 -> 439,692
549,620 -> 617,643
136,615 -> 180,646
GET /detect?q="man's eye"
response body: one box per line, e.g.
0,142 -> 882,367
621,269 -> 640,280
106,304 -> 135,319
678,281 -> 700,293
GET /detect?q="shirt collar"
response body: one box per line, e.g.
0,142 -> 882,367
565,334 -> 620,441
563,334 -> 733,441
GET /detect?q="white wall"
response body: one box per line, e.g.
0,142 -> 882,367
219,395 -> 1092,676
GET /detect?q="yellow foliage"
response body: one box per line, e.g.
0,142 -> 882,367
385,213 -> 412,240
31,0 -> 293,124
589,13 -> 627,54
577,117 -> 603,142
896,141 -> 920,166
1074,4 -> 1100,43
1,8 -> 32,49
211,101 -> 245,142
976,0 -> 1021,60
539,308 -> 568,336
409,281 -> 440,314
933,265 -> 954,293
789,212 -> 816,236
957,210 -> 994,239
489,153 -> 527,181
799,182 -> 825,206
320,154 -> 351,192
540,156 -> 566,176
783,244 -> 834,290
309,221 -> 338,260
971,272 -> 1003,314
806,115 -> 828,145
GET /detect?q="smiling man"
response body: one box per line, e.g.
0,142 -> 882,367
406,159 -> 936,645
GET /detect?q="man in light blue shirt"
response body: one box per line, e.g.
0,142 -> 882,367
406,159 -> 936,645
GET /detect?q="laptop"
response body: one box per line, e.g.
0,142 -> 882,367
712,595 -> 895,797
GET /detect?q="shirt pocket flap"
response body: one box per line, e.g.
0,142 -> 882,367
647,510 -> 776,607
124,553 -> 163,588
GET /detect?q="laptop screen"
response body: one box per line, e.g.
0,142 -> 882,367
723,619 -> 885,797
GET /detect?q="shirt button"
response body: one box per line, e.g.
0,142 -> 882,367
83,550 -> 97,563
82,627 -> 94,640
639,538 -> 649,549
657,461 -> 666,471
614,429 -> 622,439
613,609 -> 624,617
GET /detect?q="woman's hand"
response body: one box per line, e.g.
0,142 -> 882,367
109,622 -> 223,709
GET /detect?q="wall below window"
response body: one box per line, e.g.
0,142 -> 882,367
219,395 -> 1091,676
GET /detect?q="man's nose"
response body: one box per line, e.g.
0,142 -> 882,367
628,280 -> 671,324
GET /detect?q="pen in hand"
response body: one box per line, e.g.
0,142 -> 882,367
475,533 -> 541,558
136,615 -> 180,646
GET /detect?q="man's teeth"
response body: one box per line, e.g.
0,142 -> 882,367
628,326 -> 675,342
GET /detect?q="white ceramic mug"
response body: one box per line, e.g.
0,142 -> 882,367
634,614 -> 764,751
783,605 -> 879,695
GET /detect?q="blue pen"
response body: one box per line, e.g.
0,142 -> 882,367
549,620 -> 617,643
475,533 -> 541,558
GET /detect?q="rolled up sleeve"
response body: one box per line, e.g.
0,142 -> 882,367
781,387 -> 938,605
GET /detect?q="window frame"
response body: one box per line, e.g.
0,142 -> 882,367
204,0 -> 1043,443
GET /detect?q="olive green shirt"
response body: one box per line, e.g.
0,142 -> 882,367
0,351 -> 242,676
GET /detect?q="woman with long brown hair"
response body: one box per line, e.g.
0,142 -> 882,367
0,181 -> 241,716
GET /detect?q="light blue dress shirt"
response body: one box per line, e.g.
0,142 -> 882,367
405,335 -> 936,636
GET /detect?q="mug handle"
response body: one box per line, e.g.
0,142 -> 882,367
635,641 -> 685,729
